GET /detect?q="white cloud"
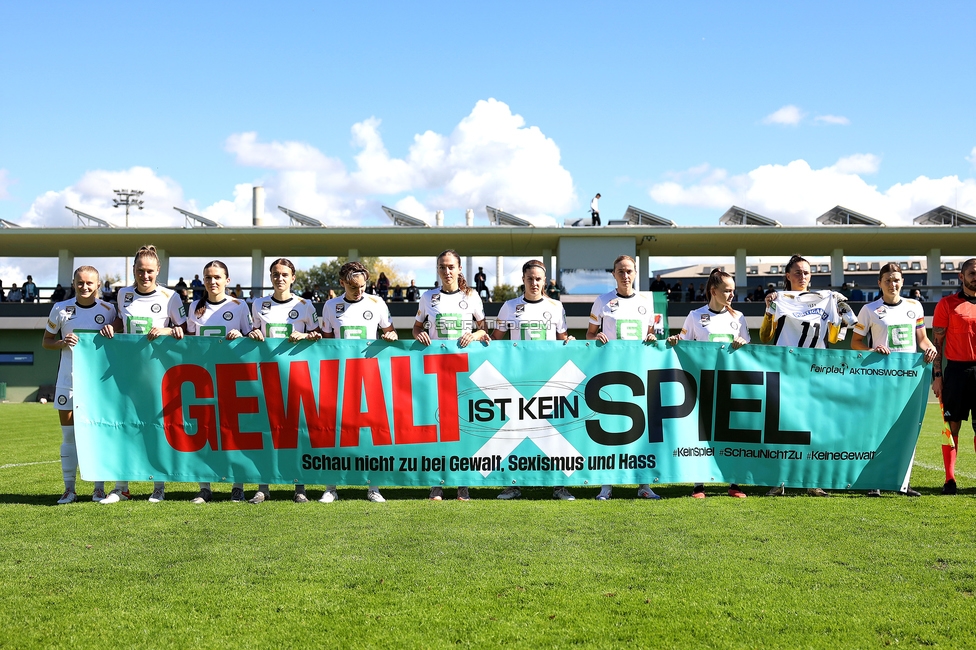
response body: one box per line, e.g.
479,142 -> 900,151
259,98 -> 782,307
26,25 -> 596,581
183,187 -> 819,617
968,146 -> 976,167
0,169 -> 11,200
762,105 -> 804,126
650,156 -> 976,225
225,98 -> 576,225
814,114 -> 851,126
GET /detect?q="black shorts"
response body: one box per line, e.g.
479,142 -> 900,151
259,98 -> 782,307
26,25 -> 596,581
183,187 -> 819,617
942,360 -> 976,422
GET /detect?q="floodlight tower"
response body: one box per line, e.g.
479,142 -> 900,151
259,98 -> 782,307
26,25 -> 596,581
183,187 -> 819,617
113,189 -> 145,286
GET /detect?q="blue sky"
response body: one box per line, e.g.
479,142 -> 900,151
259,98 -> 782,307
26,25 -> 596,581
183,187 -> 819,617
2,1 -> 975,288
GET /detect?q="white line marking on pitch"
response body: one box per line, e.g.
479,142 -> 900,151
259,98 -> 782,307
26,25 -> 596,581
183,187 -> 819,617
0,460 -> 58,470
912,461 -> 976,480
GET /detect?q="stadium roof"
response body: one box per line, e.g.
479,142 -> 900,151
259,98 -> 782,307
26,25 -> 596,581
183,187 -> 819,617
913,205 -> 976,227
3,221 -> 975,259
719,206 -> 781,227
173,207 -> 222,228
278,206 -> 324,227
816,205 -> 886,226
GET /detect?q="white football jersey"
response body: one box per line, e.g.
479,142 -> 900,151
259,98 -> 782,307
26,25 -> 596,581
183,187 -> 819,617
679,305 -> 750,344
322,294 -> 392,340
117,286 -> 187,335
186,297 -> 252,338
415,288 -> 485,341
251,295 -> 319,339
853,298 -> 924,352
589,290 -> 663,340
495,295 -> 567,341
765,290 -> 842,349
46,298 -> 118,398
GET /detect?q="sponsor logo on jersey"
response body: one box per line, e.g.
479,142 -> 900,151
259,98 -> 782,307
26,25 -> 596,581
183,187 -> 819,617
94,314 -> 105,324
431,293 -> 441,305
875,306 -> 887,317
608,299 -> 618,313
364,310 -> 373,320
65,306 -> 76,319
699,313 -> 710,326
124,293 -> 133,304
151,303 -> 162,313
261,301 -> 271,314
222,311 -> 234,321
335,303 -> 345,314
791,307 -> 827,320
515,304 -> 525,316
288,309 -> 299,319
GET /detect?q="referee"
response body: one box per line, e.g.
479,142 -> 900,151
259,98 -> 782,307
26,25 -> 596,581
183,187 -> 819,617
932,258 -> 976,495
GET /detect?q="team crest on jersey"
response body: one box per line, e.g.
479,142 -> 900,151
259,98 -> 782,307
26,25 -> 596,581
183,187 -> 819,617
65,306 -> 76,319
515,304 -> 525,316
151,303 -> 162,313
608,300 -> 619,313
94,314 -> 105,324
364,310 -> 373,320
222,311 -> 234,321
261,302 -> 271,314
907,310 -> 916,319
431,294 -> 441,305
730,320 -> 739,330
699,313 -> 710,326
543,311 -> 552,321
875,306 -> 887,318
638,305 -> 647,315
335,303 -> 345,314
124,293 -> 133,304
459,300 -> 468,310
288,309 -> 299,319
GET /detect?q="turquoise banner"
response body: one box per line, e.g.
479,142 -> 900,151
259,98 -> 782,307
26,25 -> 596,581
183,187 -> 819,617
73,333 -> 930,490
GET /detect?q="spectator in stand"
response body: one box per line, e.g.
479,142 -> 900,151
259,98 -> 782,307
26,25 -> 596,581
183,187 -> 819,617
696,283 -> 706,301
23,275 -> 38,303
547,279 -> 561,300
750,286 -> 764,302
50,284 -> 66,302
474,267 -> 489,300
174,277 -> 189,303
392,284 -> 404,302
406,280 -> 420,302
7,283 -> 23,302
0,279 -> 5,302
764,283 -> 776,297
190,274 -> 204,301
686,283 -> 695,302
233,283 -> 244,299
102,281 -> 114,303
910,287 -> 924,302
669,281 -> 682,302
649,275 -> 668,293
376,272 -> 390,300
327,288 -> 337,300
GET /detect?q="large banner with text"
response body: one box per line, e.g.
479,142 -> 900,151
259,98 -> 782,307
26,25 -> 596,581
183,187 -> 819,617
73,334 -> 930,490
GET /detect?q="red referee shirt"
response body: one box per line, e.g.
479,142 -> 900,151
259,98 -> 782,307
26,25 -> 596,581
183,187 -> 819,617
933,291 -> 976,362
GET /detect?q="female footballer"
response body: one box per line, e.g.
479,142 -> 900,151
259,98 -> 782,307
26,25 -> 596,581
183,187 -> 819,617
413,249 -> 490,501
586,255 -> 664,501
247,258 -> 322,504
667,268 -> 750,499
492,259 -> 576,501
42,266 -> 117,504
185,260 -> 252,504
318,261 -> 397,504
99,245 -> 187,504
760,254 -> 853,497
851,262 -> 937,496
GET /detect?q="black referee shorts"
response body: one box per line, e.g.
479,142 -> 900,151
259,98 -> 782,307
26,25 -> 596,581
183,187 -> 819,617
942,360 -> 976,423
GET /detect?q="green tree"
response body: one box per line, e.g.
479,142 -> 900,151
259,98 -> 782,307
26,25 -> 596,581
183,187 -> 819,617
491,283 -> 518,302
295,257 -> 408,296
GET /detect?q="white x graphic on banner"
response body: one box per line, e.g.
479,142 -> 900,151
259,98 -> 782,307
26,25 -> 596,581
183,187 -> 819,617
469,360 -> 586,477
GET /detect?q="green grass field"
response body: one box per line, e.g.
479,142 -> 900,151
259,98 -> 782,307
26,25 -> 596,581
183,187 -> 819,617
2,403 -> 976,649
